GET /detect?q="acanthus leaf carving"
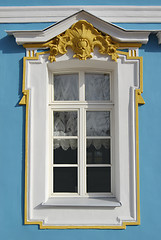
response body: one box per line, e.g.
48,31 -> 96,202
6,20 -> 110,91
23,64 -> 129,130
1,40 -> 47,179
48,20 -> 119,62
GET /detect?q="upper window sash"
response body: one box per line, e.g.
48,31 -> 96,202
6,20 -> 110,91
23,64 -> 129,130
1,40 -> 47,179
50,71 -> 112,103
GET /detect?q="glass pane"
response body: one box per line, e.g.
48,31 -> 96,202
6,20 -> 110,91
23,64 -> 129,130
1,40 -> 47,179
85,73 -> 110,101
87,139 -> 110,164
54,73 -> 79,101
53,167 -> 77,192
53,139 -> 77,164
86,111 -> 110,136
53,111 -> 77,136
87,167 -> 111,192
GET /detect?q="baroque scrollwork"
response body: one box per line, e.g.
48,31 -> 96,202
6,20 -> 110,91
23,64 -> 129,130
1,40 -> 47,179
48,20 -> 119,62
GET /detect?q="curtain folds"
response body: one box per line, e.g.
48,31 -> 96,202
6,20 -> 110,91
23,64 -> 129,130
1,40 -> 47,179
53,73 -> 110,151
54,139 -> 110,150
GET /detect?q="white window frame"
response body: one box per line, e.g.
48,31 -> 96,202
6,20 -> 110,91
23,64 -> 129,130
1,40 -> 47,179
49,70 -> 114,199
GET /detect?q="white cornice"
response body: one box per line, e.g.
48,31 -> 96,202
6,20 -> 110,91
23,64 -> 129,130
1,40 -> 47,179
6,11 -> 151,45
2,5 -> 161,23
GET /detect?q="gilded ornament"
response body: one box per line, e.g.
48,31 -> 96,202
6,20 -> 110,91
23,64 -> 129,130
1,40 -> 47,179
48,20 -> 119,62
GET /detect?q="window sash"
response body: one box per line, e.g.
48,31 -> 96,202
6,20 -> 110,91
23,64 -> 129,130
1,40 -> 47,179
51,106 -> 113,196
51,71 -> 112,103
50,71 -> 114,197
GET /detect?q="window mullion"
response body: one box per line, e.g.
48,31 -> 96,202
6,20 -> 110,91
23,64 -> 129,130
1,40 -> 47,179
79,106 -> 86,196
79,71 -> 85,101
79,71 -> 85,196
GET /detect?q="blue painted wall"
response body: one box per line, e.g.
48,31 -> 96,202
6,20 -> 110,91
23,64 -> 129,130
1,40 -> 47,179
1,1 -> 161,239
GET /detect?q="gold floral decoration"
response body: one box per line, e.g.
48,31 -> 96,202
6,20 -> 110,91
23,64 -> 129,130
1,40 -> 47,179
48,20 -> 119,62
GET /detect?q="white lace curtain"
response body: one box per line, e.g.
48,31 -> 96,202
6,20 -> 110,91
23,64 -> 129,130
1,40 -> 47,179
54,112 -> 110,150
53,73 -> 110,151
85,73 -> 110,101
54,74 -> 79,101
54,138 -> 110,150
54,73 -> 110,101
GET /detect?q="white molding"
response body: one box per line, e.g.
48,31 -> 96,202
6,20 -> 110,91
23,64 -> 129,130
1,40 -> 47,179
2,5 -> 161,23
26,54 -> 139,227
6,11 -> 151,45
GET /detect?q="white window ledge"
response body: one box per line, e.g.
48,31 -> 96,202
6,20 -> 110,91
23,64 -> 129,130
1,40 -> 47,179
42,197 -> 121,207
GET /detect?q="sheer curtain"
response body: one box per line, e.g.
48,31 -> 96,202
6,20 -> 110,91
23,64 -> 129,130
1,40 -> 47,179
85,73 -> 110,101
54,112 -> 78,150
54,74 -> 79,101
53,111 -> 110,150
53,73 -> 110,150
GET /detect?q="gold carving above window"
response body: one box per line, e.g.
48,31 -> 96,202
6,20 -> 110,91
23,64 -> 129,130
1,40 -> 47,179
48,20 -> 119,62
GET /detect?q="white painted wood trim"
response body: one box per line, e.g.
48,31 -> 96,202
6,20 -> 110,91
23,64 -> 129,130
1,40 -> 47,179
2,5 -> 161,23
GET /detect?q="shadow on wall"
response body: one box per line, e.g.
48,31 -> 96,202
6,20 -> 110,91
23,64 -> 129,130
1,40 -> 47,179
0,34 -> 24,53
0,34 -> 26,224
141,33 -> 161,52
0,34 -> 25,105
18,58 -> 25,224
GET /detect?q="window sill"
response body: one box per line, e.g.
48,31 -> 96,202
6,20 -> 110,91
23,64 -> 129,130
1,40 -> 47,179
42,197 -> 121,207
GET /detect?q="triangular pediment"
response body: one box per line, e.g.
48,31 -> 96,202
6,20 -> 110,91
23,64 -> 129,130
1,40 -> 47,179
7,10 -> 150,45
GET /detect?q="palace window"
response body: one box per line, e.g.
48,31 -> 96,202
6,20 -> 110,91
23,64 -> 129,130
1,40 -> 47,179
9,13 -> 146,227
51,72 -> 113,197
